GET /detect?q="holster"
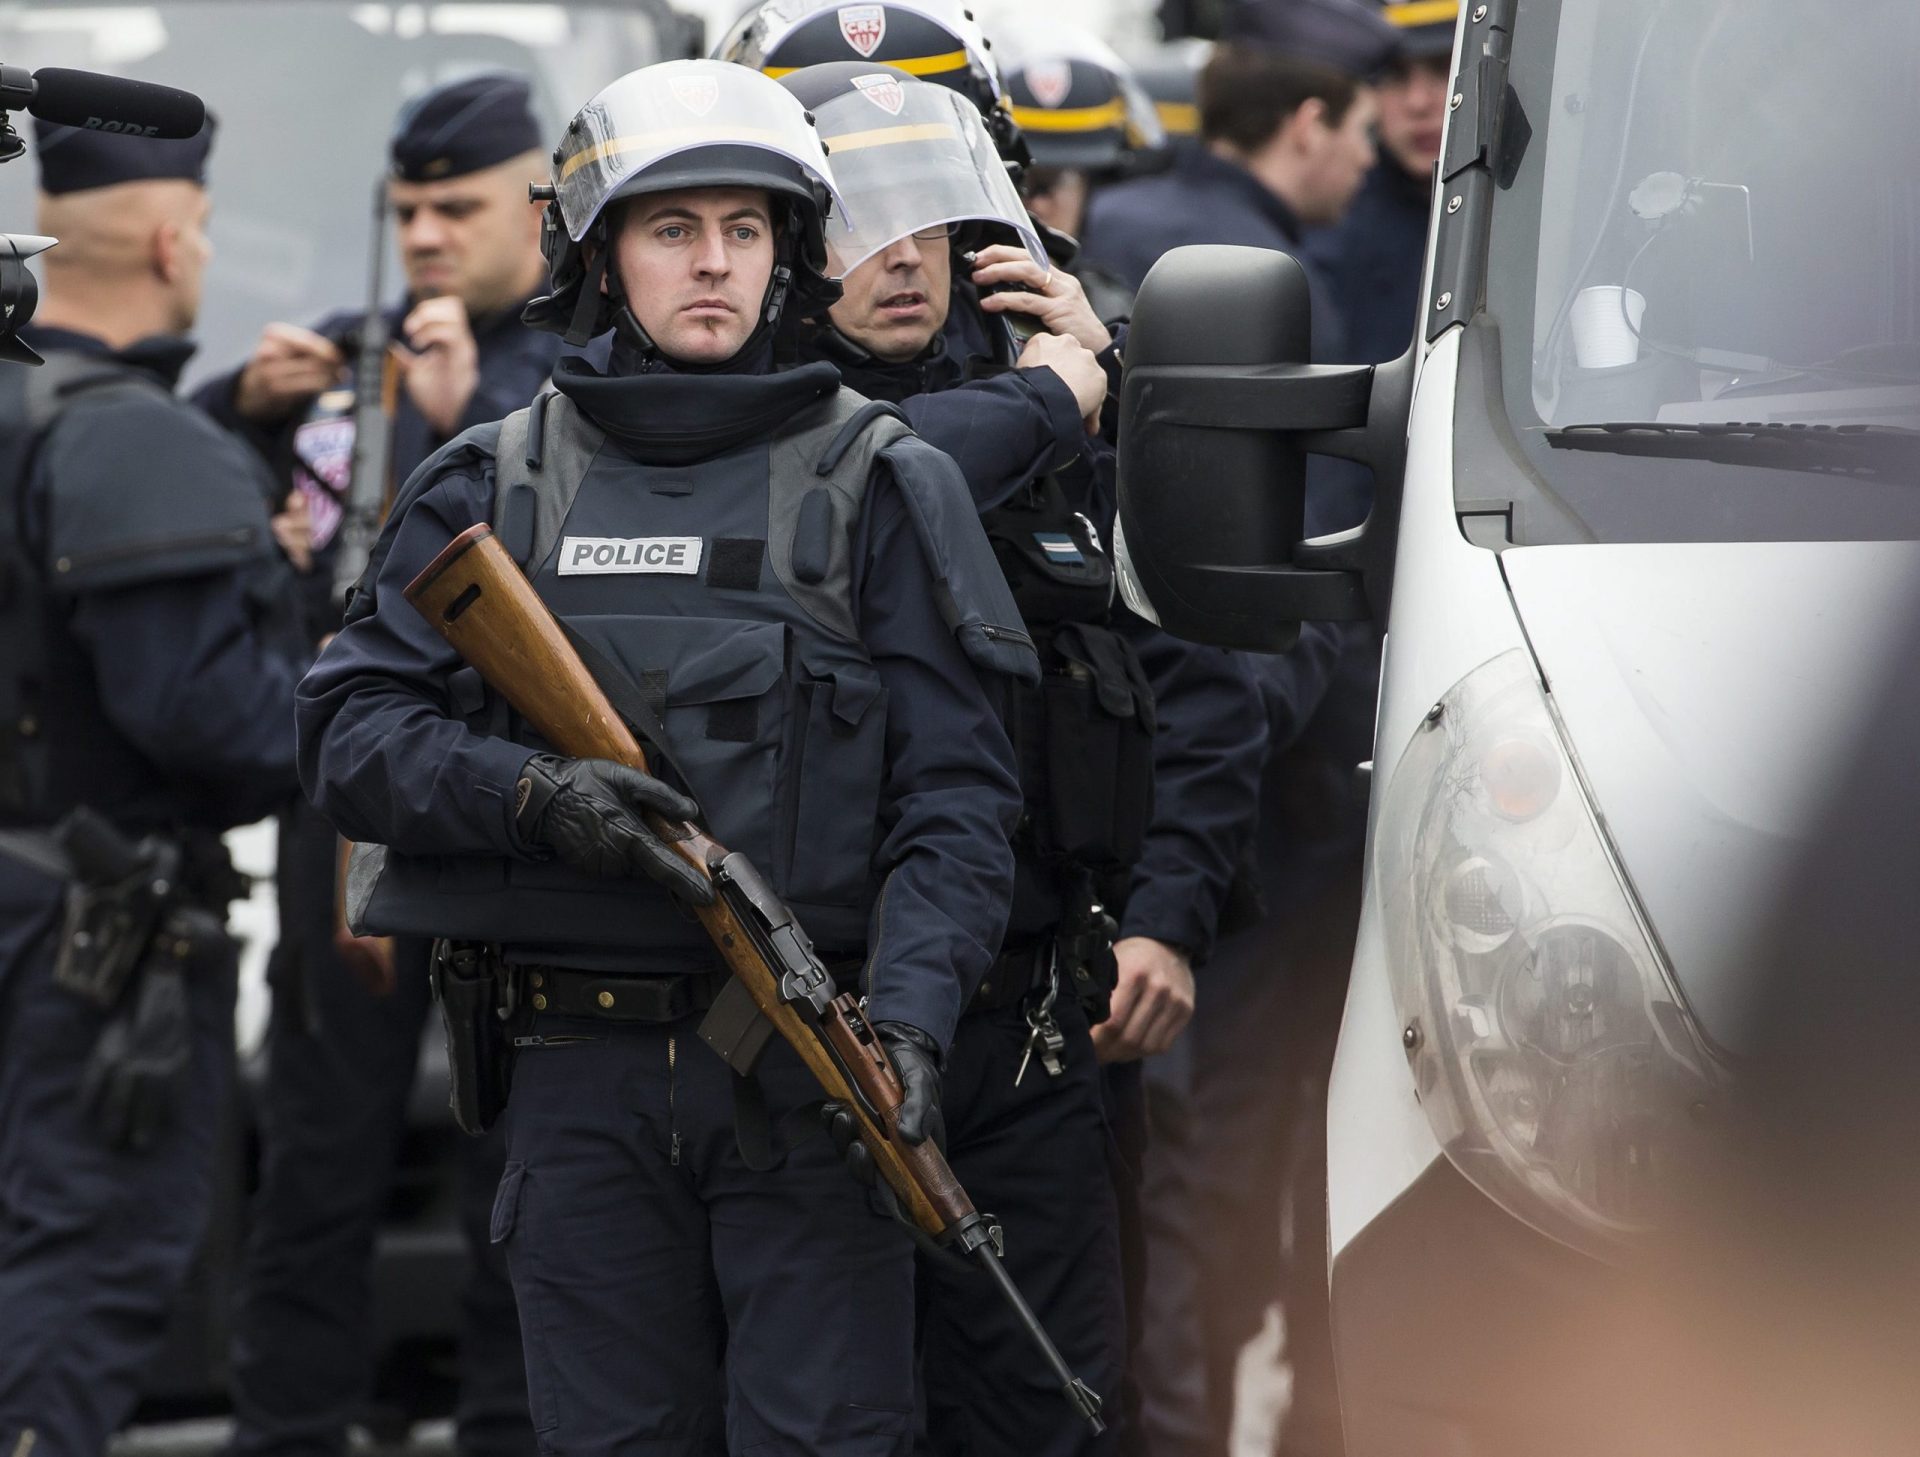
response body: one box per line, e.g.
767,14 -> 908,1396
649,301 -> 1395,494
430,939 -> 514,1136
1055,870 -> 1121,1025
49,809 -> 182,1010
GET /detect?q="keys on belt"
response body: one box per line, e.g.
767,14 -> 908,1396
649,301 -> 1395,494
1015,957 -> 1067,1087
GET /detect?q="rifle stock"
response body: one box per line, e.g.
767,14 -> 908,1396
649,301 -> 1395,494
403,522 -> 1103,1431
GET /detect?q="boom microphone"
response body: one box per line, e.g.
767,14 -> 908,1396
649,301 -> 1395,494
0,65 -> 204,139
26,68 -> 205,138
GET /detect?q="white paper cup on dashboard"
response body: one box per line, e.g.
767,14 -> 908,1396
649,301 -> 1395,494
1570,285 -> 1647,369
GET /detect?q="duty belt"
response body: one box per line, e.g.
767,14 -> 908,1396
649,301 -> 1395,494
521,966 -> 722,1023
972,941 -> 1051,1012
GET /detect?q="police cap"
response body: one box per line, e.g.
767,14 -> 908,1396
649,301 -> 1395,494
32,113 -> 215,195
1226,0 -> 1403,79
1379,0 -> 1459,61
390,70 -> 542,183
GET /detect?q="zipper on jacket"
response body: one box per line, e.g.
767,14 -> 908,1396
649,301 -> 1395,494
667,1034 -> 681,1166
51,526 -> 256,576
979,622 -> 1035,649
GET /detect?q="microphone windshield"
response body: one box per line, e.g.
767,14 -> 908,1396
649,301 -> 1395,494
29,69 -> 205,140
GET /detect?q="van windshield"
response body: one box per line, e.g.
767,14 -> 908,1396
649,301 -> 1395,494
0,1 -> 686,387
1480,0 -> 1920,544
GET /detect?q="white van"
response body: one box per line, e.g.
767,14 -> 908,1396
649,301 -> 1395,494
1112,0 -> 1920,1449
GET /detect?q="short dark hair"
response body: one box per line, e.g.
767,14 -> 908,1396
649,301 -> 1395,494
1198,44 -> 1360,154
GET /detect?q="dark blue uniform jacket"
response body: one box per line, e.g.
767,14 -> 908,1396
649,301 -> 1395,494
1301,159 -> 1433,366
195,295 -> 563,639
820,302 -> 1265,961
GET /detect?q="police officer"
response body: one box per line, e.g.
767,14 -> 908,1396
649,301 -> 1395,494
297,60 -> 1028,1454
195,73 -> 558,1457
998,22 -> 1168,323
0,119 -> 307,1456
772,61 -> 1266,1456
1079,0 -> 1394,363
1304,0 -> 1455,364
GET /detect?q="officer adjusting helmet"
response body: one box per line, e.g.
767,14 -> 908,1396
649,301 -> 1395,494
773,62 -> 1046,286
524,59 -> 843,354
996,22 -> 1167,178
717,0 -> 1028,168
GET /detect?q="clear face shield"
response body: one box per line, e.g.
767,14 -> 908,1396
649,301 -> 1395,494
552,59 -> 841,242
811,79 -> 1046,278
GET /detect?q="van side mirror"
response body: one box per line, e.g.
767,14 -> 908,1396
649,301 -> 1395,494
1115,245 -> 1412,652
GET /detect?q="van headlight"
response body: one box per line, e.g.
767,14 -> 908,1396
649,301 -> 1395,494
1375,650 -> 1722,1257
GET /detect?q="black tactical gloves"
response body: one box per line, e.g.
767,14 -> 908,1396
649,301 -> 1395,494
822,1020 -> 946,1192
877,1020 -> 946,1149
515,754 -> 714,906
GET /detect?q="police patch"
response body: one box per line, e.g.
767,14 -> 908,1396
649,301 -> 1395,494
838,5 -> 887,57
669,75 -> 719,117
1027,59 -> 1074,110
852,73 -> 905,116
558,536 -> 705,576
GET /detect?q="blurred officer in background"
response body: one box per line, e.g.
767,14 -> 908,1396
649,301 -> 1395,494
772,56 -> 1265,1456
1080,0 -> 1394,361
196,73 -> 557,1457
0,119 -> 307,1457
1305,0 -> 1456,363
300,59 -> 1029,1454
997,21 -> 1167,323
1078,5 -> 1405,1454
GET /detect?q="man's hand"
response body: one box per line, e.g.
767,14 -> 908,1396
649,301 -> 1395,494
876,1021 -> 945,1148
233,323 -> 346,423
1091,937 -> 1195,1063
971,243 -> 1114,354
393,296 -> 480,435
1017,331 -> 1107,430
334,930 -> 397,997
515,754 -> 714,905
270,488 -> 314,574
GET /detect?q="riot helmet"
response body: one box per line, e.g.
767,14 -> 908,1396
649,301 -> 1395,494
719,1 -> 1030,167
524,59 -> 843,360
775,62 -> 1045,281
996,22 -> 1167,176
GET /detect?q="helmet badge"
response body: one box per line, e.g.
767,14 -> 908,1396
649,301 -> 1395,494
669,74 -> 720,116
852,72 -> 906,116
838,5 -> 888,58
1027,59 -> 1073,110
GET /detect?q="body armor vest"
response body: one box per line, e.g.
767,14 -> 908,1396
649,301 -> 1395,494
0,353 -> 290,829
358,389 -> 975,967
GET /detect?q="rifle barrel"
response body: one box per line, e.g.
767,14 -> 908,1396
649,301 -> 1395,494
973,1242 -> 1105,1433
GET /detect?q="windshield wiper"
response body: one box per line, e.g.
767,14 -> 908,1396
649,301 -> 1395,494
1544,421 -> 1920,478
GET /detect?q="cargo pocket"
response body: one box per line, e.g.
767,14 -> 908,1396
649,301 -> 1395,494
784,663 -> 888,909
491,1160 -> 563,1437
1042,624 -> 1157,868
505,615 -> 788,891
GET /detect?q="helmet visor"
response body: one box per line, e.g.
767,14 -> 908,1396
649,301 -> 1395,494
813,79 -> 1045,277
555,60 -> 841,242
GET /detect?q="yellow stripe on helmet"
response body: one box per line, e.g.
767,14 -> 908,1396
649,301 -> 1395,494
1009,99 -> 1129,134
818,121 -> 961,153
1155,100 -> 1199,136
1383,0 -> 1460,28
764,48 -> 969,80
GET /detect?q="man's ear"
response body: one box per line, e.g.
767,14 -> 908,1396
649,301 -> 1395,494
1281,96 -> 1331,153
152,219 -> 182,286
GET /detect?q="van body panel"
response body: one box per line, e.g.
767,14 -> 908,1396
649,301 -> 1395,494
1502,541 -> 1920,1052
